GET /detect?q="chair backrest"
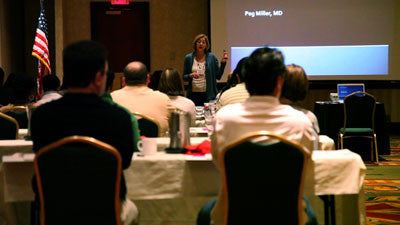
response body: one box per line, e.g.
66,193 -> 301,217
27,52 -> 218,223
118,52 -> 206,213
10,105 -> 27,112
5,106 -> 28,128
0,112 -> 19,139
34,136 -> 122,225
132,112 -> 159,137
343,91 -> 376,132
220,131 -> 309,225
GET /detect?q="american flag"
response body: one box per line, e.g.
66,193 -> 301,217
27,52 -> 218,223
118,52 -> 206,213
32,1 -> 51,99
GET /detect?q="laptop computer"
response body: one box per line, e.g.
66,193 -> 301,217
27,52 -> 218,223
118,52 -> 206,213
337,83 -> 365,102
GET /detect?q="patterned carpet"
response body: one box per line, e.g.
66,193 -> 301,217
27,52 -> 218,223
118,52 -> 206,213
365,138 -> 400,224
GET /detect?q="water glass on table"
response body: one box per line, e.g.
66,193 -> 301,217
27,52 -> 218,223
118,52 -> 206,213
205,117 -> 215,137
204,105 -> 215,136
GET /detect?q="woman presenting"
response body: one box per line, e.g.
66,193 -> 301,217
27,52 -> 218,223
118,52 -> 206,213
183,34 -> 228,106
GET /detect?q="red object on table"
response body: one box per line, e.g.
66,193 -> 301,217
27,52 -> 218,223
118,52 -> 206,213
184,140 -> 211,155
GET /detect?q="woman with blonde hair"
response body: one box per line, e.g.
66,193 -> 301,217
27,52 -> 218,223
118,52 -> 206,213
159,68 -> 196,126
183,34 -> 228,105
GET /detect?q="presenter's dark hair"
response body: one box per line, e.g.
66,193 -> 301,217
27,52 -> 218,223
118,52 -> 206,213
42,75 -> 60,92
192,34 -> 210,52
243,47 -> 286,95
63,40 -> 107,88
281,64 -> 308,102
124,62 -> 148,85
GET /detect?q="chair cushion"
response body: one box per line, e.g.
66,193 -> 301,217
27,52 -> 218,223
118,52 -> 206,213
339,127 -> 374,135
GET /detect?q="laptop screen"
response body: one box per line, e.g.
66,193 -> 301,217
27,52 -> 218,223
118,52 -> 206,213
337,83 -> 365,101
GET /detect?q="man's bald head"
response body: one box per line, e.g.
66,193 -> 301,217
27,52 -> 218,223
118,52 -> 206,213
123,61 -> 148,85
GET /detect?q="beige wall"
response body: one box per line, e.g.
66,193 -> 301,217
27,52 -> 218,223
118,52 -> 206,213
60,0 -> 208,75
0,0 -> 17,76
1,0 -> 400,122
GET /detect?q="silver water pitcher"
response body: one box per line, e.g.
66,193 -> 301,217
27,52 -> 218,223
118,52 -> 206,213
169,110 -> 191,150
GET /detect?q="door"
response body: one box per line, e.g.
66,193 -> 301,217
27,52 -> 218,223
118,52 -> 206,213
91,2 -> 150,73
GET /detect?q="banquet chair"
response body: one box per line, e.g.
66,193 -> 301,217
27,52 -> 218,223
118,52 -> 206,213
5,105 -> 28,128
220,130 -> 309,225
338,91 -> 378,163
34,136 -> 122,225
132,112 -> 160,137
0,112 -> 19,139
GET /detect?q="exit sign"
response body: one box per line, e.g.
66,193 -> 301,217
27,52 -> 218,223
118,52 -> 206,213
111,0 -> 129,5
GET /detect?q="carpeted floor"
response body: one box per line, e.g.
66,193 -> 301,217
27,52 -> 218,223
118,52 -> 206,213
365,137 -> 400,224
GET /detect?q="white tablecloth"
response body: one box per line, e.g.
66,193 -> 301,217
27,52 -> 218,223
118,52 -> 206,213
1,149 -> 366,225
318,134 -> 335,150
0,140 -> 33,164
313,150 -> 366,195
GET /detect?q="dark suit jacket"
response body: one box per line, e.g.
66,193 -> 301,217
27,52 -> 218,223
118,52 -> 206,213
31,93 -> 135,199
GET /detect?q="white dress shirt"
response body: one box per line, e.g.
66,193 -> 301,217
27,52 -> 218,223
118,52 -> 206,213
210,95 -> 316,225
36,91 -> 62,105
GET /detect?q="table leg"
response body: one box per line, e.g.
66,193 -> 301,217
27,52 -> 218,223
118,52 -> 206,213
319,195 -> 336,225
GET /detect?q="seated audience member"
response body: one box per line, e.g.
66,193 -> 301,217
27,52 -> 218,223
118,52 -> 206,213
111,62 -> 174,136
4,72 -> 36,128
216,57 -> 249,111
101,70 -> 140,152
148,70 -> 162,91
280,64 -> 320,134
31,40 -> 139,225
36,74 -> 62,105
1,73 -> 18,105
197,47 -> 317,225
158,68 -> 196,126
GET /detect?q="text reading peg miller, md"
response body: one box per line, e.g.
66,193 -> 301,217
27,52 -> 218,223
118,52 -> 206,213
244,10 -> 284,18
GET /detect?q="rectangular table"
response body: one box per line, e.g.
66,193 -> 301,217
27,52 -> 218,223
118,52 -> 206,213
1,149 -> 366,225
314,101 -> 390,155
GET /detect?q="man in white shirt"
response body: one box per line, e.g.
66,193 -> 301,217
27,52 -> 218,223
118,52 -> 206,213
36,75 -> 62,105
197,47 -> 317,225
216,57 -> 249,111
111,62 -> 174,136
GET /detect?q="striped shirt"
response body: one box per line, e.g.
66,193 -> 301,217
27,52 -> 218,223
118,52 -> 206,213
216,83 -> 249,111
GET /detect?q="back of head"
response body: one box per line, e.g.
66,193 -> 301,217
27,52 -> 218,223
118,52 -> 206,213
243,47 -> 286,96
42,75 -> 60,92
148,70 -> 162,90
219,57 -> 250,97
158,68 -> 184,96
232,57 -> 248,83
4,73 -> 17,88
281,64 -> 309,102
123,61 -> 148,85
63,40 -> 107,88
12,72 -> 36,104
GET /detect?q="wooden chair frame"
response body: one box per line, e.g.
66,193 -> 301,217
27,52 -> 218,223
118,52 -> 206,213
0,111 -> 19,139
219,130 -> 310,225
132,111 -> 161,137
10,105 -> 27,112
34,136 -> 122,225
